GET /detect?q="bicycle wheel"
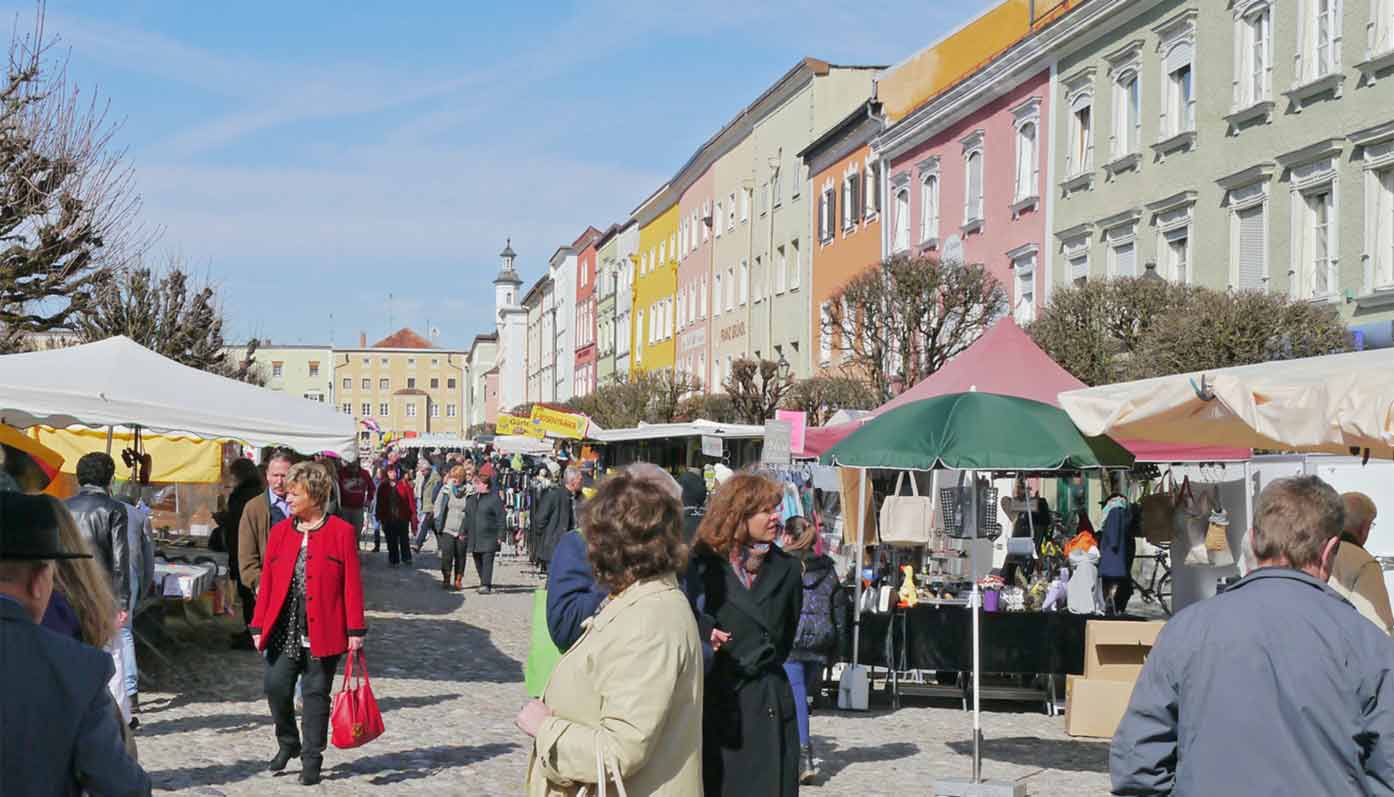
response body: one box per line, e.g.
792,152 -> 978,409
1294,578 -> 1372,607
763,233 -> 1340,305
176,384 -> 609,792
1157,570 -> 1173,617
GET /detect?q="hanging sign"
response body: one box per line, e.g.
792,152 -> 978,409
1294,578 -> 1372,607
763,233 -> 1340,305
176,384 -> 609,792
701,435 -> 723,458
761,419 -> 792,465
775,410 -> 807,456
497,414 -> 544,438
529,405 -> 589,439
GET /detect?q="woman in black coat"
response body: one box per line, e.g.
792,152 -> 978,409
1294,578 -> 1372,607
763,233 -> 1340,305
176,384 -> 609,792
220,458 -> 264,647
465,470 -> 506,593
686,472 -> 803,797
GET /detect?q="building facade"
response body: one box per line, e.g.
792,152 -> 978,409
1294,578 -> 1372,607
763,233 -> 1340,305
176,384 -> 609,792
676,162 -> 715,389
1048,0 -> 1394,341
633,192 -> 680,373
614,221 -> 638,376
492,241 -> 527,414
332,329 -> 468,445
467,333 -> 498,429
234,344 -> 334,403
575,234 -> 599,396
523,276 -> 548,405
801,102 -> 884,373
594,225 -> 621,387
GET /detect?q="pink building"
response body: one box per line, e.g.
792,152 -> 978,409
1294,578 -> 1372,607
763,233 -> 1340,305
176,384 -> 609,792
574,237 -> 599,396
676,166 -> 715,390
879,68 -> 1051,324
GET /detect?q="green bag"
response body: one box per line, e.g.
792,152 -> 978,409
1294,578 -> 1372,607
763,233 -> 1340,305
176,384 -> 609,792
524,587 -> 562,698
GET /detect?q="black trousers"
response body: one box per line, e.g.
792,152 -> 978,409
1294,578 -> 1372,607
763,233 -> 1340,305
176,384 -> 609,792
265,648 -> 341,760
237,582 -> 256,627
383,519 -> 411,564
439,533 -> 467,579
470,551 -> 495,588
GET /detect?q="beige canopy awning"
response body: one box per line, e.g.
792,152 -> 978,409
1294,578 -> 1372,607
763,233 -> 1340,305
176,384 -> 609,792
1058,347 -> 1394,457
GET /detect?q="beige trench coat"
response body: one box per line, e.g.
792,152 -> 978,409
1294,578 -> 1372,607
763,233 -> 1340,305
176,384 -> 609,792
526,574 -> 703,797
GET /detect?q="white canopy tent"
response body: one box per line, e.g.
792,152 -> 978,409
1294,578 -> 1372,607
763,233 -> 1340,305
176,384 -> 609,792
491,435 -> 554,455
392,434 -> 475,450
1059,347 -> 1394,457
0,336 -> 357,457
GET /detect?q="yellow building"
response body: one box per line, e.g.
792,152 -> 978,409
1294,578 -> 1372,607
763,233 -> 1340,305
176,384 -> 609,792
332,328 -> 469,449
632,187 -> 680,373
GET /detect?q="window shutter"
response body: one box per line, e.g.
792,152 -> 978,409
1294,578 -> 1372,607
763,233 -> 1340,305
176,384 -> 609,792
818,195 -> 826,240
851,173 -> 862,220
1114,243 -> 1136,277
1237,206 -> 1265,290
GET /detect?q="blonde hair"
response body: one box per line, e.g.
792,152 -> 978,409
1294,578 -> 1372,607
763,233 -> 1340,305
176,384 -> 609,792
48,496 -> 118,647
287,461 -> 334,509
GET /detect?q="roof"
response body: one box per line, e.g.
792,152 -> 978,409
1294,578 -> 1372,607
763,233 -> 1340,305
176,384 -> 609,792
798,100 -> 881,160
589,419 -> 766,443
593,223 -> 623,251
499,239 -> 516,258
372,328 -> 434,349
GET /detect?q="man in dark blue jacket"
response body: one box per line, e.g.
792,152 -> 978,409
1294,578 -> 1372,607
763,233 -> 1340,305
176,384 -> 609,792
545,463 -> 682,651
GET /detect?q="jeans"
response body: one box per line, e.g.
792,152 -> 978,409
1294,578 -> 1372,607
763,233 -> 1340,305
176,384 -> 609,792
783,660 -> 822,746
383,519 -> 411,565
470,551 -> 495,589
439,533 -> 467,580
119,624 -> 138,697
265,648 -> 341,760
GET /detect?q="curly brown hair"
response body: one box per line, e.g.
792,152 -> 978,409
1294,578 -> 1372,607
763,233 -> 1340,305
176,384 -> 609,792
696,472 -> 782,557
582,472 -> 687,595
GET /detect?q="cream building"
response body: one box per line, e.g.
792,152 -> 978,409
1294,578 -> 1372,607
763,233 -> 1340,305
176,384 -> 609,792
228,343 -> 334,403
332,329 -> 469,446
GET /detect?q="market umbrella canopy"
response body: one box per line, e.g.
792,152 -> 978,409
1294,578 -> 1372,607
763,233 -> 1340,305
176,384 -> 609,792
821,392 -> 1133,471
1058,347 -> 1394,457
0,336 -> 357,457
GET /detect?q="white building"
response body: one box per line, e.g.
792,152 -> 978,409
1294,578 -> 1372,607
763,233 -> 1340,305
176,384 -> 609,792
492,241 -> 527,414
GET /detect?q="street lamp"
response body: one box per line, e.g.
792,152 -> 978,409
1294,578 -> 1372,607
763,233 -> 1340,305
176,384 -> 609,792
776,351 -> 791,381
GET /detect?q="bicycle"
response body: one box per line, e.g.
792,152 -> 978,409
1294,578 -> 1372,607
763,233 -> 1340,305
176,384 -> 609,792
1131,544 -> 1173,617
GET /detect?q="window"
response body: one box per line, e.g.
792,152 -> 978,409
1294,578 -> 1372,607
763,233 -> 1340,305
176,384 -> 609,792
739,260 -> 749,304
726,267 -> 735,310
361,357 -> 369,366
820,303 -> 832,365
921,171 -> 940,245
866,161 -> 881,217
728,193 -> 737,231
1069,96 -> 1093,174
447,377 -> 457,389
1297,0 -> 1341,81
714,202 -> 723,238
659,241 -> 665,265
741,189 -> 750,222
379,378 -> 390,390
1300,188 -> 1335,298
361,402 -> 371,416
1014,122 -> 1038,201
405,402 -> 417,418
1234,4 -> 1271,108
1168,61 -> 1194,135
1236,204 -> 1268,290
447,404 -> 457,417
1110,239 -> 1137,277
431,358 -> 439,367
379,402 -> 390,416
342,377 -> 351,390
634,310 -> 644,360
819,185 -> 836,242
361,377 -> 370,390
776,246 -> 787,294
713,275 -> 722,317
790,240 -> 800,289
308,361 -> 320,377
1010,249 -> 1038,324
893,187 -> 911,252
342,402 -> 352,414
772,167 -> 783,206
380,357 -> 388,366
964,151 -> 984,225
407,377 -> 416,389
1114,72 -> 1141,156
1061,231 -> 1092,285
700,276 -> 708,317
272,362 -> 284,378
792,162 -> 803,198
430,402 -> 440,418
753,256 -> 763,302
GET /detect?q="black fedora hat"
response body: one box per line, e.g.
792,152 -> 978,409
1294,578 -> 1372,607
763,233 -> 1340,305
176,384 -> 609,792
0,491 -> 91,560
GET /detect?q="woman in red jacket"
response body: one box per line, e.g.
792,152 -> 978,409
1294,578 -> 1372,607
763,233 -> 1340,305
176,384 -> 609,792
374,463 -> 416,567
251,461 -> 367,785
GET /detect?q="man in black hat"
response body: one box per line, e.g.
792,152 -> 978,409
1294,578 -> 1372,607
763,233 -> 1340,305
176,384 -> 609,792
0,491 -> 151,796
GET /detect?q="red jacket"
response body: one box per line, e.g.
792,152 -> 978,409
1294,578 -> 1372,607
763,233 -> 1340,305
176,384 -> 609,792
374,478 -> 415,526
338,466 -> 373,509
250,515 -> 367,657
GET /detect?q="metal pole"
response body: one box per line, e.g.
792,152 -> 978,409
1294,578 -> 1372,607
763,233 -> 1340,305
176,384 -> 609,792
851,467 -> 866,667
972,580 -> 982,783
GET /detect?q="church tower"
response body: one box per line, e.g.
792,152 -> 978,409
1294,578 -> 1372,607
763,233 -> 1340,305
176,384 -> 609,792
494,238 -> 522,314
493,238 -> 527,414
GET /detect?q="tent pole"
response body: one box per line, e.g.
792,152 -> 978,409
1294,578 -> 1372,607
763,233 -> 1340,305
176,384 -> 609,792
104,427 -> 114,456
852,467 -> 866,668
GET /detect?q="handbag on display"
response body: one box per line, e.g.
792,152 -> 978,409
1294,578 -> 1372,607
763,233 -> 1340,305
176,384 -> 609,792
1204,487 -> 1236,568
878,472 -> 934,545
330,650 -> 385,749
1139,473 -> 1178,547
1174,478 -> 1215,568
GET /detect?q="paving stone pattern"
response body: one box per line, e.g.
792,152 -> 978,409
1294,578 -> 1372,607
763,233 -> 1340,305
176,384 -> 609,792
135,549 -> 1112,795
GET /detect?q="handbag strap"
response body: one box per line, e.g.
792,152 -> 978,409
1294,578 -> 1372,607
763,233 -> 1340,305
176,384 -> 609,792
893,472 -> 907,498
354,650 -> 372,688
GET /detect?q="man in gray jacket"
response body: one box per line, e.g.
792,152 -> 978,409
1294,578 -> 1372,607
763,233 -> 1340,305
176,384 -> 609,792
1111,475 -> 1394,796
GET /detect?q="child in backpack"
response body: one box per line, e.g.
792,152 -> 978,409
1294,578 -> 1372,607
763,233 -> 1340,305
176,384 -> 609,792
781,517 -> 841,785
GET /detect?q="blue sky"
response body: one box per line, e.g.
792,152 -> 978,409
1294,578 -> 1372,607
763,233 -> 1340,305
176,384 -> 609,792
16,1 -> 992,348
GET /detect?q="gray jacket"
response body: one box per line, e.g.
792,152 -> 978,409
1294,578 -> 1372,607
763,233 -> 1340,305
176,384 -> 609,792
0,596 -> 151,796
1111,567 -> 1394,796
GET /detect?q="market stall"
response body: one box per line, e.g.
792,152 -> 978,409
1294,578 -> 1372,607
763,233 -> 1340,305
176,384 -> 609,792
587,419 -> 766,470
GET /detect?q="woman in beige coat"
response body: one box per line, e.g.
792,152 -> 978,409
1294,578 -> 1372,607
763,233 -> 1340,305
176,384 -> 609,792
517,471 -> 703,797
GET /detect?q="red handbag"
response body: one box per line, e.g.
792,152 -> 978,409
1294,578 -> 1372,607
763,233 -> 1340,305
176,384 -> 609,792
331,650 -> 384,749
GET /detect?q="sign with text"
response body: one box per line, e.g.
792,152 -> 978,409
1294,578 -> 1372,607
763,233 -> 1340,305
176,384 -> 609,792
530,405 -> 589,439
761,419 -> 792,465
497,414 -> 543,438
701,434 -> 723,458
775,409 -> 807,456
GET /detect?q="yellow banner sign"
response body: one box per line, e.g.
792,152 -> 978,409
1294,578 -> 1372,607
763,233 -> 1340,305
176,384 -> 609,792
530,406 -> 588,439
497,414 -> 543,438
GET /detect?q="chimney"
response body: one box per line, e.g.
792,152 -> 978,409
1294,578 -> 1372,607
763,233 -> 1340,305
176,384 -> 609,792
359,331 -> 367,348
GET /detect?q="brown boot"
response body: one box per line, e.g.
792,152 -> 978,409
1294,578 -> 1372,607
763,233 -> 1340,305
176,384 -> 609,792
442,574 -> 452,590
454,574 -> 464,591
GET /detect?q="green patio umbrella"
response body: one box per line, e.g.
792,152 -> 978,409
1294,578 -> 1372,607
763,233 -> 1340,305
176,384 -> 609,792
821,391 -> 1133,471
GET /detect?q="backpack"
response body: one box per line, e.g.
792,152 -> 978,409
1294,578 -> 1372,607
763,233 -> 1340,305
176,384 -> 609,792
794,562 -> 839,654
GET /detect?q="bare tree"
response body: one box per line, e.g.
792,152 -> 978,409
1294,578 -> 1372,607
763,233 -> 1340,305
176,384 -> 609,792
784,374 -> 879,426
647,369 -> 702,424
76,257 -> 261,383
723,358 -> 794,425
0,11 -> 148,351
822,254 -> 1006,403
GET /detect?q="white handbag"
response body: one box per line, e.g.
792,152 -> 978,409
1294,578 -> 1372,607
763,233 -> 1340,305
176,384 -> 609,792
577,743 -> 628,797
878,472 -> 934,544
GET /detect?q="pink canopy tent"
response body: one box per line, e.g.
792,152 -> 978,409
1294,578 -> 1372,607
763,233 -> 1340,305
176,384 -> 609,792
802,318 -> 1249,463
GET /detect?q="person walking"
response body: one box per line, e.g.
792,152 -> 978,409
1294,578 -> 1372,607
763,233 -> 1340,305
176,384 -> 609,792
1111,476 -> 1394,795
65,452 -> 135,727
375,464 -> 415,567
535,465 -> 580,575
413,459 -> 442,554
337,457 -> 373,549
779,517 -> 842,784
1327,491 -> 1393,633
686,472 -> 803,797
238,450 -> 293,596
0,490 -> 152,797
368,465 -> 386,552
250,462 -> 367,786
465,469 -> 505,594
518,471 -> 703,796
221,458 -> 264,650
433,465 -> 471,590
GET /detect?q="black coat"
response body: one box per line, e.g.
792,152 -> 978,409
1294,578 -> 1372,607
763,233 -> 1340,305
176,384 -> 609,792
221,482 -> 263,585
533,484 -> 575,563
686,546 -> 803,797
465,492 -> 505,554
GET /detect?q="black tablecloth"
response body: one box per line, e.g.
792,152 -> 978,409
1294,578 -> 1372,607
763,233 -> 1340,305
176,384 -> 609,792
848,605 -> 1137,675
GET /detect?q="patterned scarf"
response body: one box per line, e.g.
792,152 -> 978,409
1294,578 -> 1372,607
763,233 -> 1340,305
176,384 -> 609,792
730,542 -> 772,590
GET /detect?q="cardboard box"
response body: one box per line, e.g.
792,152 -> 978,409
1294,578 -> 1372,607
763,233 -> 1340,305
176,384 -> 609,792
1065,676 -> 1136,738
1084,620 -> 1164,682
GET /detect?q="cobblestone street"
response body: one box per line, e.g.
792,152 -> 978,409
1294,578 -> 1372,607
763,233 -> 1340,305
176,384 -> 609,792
136,549 -> 1113,796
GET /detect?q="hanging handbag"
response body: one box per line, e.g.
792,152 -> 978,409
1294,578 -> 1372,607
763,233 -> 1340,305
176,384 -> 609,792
1139,472 -> 1178,547
1204,485 -> 1236,568
878,472 -> 934,545
330,650 -> 385,749
1173,478 -> 1214,568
